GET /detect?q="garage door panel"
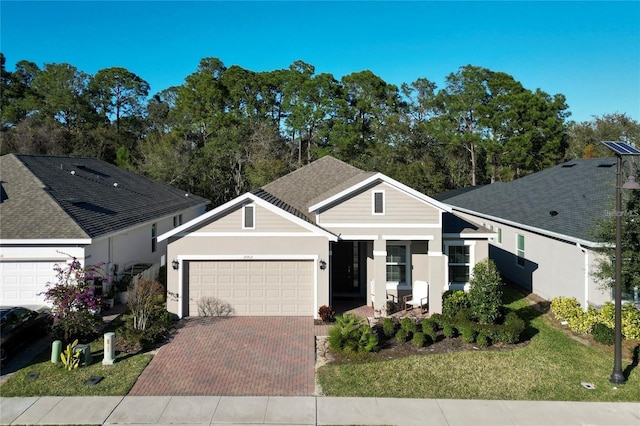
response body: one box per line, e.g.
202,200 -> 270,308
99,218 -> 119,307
188,260 -> 314,316
0,261 -> 58,306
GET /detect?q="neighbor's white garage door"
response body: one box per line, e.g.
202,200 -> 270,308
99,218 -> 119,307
0,261 -> 57,306
188,260 -> 314,316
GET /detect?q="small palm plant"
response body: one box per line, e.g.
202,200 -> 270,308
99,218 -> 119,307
328,313 -> 378,353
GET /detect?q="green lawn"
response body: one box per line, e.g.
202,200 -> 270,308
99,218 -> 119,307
0,320 -> 152,397
317,288 -> 640,401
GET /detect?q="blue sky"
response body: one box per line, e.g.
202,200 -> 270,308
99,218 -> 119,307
1,1 -> 638,123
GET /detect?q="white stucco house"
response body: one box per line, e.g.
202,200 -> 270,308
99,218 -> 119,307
0,154 -> 209,306
438,157 -> 626,308
159,156 -> 494,319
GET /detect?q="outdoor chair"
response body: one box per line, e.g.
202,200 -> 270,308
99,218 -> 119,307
403,280 -> 429,313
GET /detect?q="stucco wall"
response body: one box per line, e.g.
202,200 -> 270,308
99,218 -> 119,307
453,210 -> 610,307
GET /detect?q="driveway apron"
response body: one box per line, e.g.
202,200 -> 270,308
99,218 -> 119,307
128,317 -> 326,396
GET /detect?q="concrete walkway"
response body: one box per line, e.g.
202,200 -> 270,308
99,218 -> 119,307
1,395 -> 639,425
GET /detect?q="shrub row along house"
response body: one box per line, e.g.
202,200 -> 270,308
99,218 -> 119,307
0,154 -> 208,306
160,156 -> 493,318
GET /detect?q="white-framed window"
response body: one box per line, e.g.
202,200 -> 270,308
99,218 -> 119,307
173,214 -> 183,227
497,227 -> 502,244
151,223 -> 157,253
386,242 -> 410,289
445,241 -> 475,290
448,245 -> 470,283
243,205 -> 255,229
516,234 -> 525,267
372,190 -> 385,215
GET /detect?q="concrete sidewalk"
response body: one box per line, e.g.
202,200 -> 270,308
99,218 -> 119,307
1,396 -> 639,425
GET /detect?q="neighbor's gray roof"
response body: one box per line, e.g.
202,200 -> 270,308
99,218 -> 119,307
438,158 -> 618,243
0,154 -> 209,240
261,156 -> 375,221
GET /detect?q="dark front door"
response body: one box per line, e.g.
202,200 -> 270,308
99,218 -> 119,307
331,241 -> 362,299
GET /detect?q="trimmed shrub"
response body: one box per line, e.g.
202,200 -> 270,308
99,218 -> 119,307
501,312 -> 526,344
476,332 -> 491,347
400,317 -> 418,334
421,318 -> 437,340
412,332 -> 426,348
382,318 -> 396,337
442,324 -> 456,338
550,297 -> 582,322
395,328 -> 409,343
428,313 -> 444,330
592,323 -> 615,345
468,259 -> 503,324
622,304 -> 640,340
442,290 -> 470,317
460,325 -> 477,343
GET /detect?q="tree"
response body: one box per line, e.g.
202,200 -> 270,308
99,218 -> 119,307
565,113 -> 640,160
592,188 -> 640,299
468,259 -> 504,324
435,65 -> 492,186
90,66 -> 150,134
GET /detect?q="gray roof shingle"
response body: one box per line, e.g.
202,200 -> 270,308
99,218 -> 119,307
261,156 -> 375,220
0,154 -> 209,240
438,158 -> 618,243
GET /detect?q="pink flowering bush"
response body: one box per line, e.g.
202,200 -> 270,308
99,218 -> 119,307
43,258 -> 103,343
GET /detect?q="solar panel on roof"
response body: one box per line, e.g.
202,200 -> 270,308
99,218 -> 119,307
602,141 -> 640,155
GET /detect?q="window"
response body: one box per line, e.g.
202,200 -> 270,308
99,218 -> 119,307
386,243 -> 408,287
173,214 -> 183,227
151,223 -> 157,253
516,234 -> 525,267
243,205 -> 255,229
448,245 -> 471,283
497,228 -> 502,244
373,191 -> 385,215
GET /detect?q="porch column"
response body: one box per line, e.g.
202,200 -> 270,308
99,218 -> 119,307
428,252 -> 445,314
373,238 -> 387,313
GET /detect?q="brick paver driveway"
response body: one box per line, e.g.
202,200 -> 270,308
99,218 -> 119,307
129,317 -> 330,396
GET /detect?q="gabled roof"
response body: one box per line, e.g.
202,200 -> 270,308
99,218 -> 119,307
262,156 -> 451,218
262,156 -> 374,221
0,154 -> 209,241
158,192 -> 338,242
438,158 -> 617,245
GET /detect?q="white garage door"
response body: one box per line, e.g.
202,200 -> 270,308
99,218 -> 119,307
188,260 -> 314,316
0,261 -> 57,306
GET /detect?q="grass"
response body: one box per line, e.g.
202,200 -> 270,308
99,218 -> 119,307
317,286 -> 640,401
0,320 -> 153,397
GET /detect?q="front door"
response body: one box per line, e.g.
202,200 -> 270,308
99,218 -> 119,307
331,241 -> 363,299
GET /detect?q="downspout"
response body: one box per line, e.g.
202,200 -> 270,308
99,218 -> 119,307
577,243 -> 589,311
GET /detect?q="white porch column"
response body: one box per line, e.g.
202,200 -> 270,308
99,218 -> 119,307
428,251 -> 445,314
373,238 -> 387,313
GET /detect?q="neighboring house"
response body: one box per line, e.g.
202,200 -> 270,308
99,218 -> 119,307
159,156 -> 493,319
0,154 -> 209,306
438,157 -> 622,308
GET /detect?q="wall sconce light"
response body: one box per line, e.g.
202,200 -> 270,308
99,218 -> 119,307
319,259 -> 327,270
172,260 -> 179,270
